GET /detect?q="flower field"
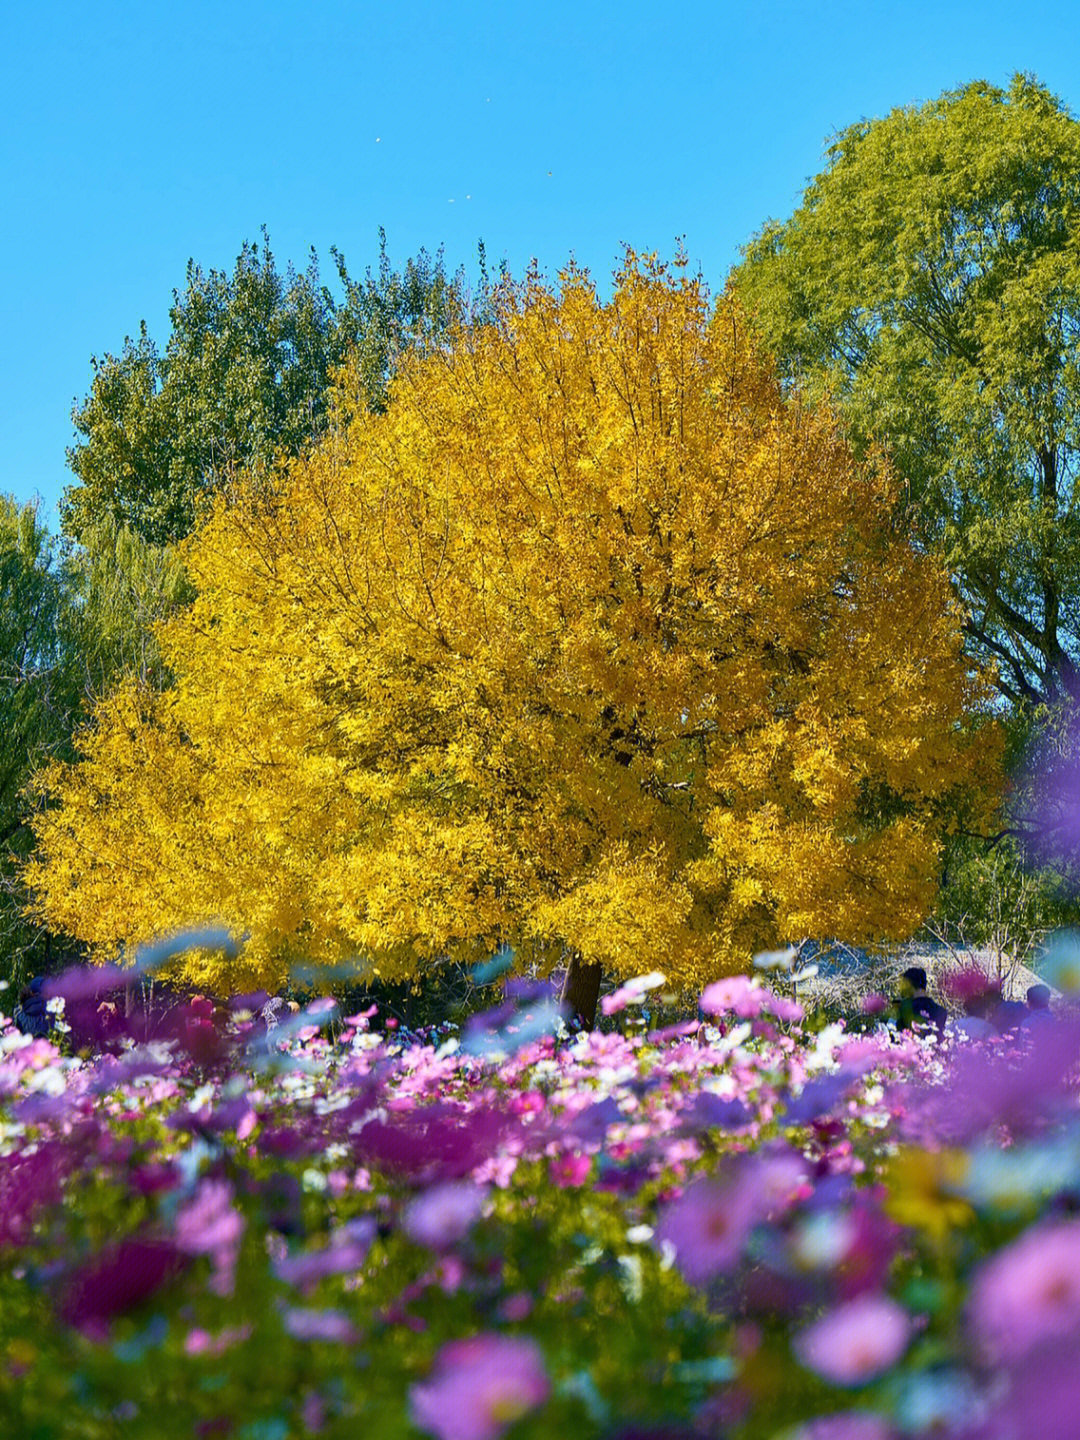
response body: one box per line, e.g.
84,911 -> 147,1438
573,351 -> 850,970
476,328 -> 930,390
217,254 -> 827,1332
2,955 -> 1079,1439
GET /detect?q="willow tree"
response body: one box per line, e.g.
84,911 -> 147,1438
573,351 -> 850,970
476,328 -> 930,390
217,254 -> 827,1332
27,257 -> 1000,1019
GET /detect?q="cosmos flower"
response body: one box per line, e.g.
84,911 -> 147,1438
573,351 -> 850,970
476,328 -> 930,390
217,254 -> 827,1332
969,1218 -> 1080,1360
654,1173 -> 760,1284
794,1293 -> 912,1387
409,1334 -> 550,1440
403,1181 -> 488,1249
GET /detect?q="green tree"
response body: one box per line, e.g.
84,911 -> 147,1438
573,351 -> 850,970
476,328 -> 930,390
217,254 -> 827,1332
732,74 -> 1080,709
64,230 -> 474,546
60,515 -> 192,699
0,499 -> 73,975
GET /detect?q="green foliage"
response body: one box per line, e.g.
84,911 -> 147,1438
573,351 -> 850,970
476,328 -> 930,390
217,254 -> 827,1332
63,229 -> 475,546
60,514 -> 193,699
732,73 -> 1080,708
927,831 -> 1078,965
0,499 -> 71,975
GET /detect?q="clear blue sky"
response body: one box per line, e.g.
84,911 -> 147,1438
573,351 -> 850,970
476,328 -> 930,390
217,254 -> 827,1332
5,0 -> 1080,531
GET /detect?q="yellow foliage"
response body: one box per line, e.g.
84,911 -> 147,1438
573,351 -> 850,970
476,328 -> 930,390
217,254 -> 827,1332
25,255 -> 1002,992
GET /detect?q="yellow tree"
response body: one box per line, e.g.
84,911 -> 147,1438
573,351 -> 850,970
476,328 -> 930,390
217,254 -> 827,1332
26,256 -> 1001,1019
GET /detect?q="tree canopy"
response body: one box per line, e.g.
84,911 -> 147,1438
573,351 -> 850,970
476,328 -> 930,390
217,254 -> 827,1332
26,258 -> 1000,996
63,231 -> 473,546
0,500 -> 75,968
732,74 -> 1080,709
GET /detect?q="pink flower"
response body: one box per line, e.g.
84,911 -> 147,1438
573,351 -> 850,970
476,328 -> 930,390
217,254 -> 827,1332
549,1153 -> 592,1188
794,1293 -> 912,1386
700,976 -> 766,1018
969,1219 -> 1080,1360
403,1182 -> 488,1249
174,1177 -> 245,1296
654,1174 -> 759,1284
175,1178 -> 244,1256
184,1324 -> 251,1357
409,1334 -> 550,1440
746,1146 -> 811,1217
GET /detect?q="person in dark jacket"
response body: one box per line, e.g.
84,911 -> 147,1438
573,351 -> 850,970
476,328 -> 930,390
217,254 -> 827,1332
13,976 -> 52,1038
898,966 -> 947,1036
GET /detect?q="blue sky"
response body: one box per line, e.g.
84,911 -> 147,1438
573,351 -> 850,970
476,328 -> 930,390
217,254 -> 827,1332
5,0 -> 1080,529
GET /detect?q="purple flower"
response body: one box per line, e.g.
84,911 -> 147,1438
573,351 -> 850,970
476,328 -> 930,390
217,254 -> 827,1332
43,964 -> 130,1004
972,1340 -> 1080,1440
274,1217 -> 376,1286
969,1219 -> 1080,1360
794,1293 -> 912,1386
409,1334 -> 550,1440
281,1306 -> 359,1343
0,1141 -> 72,1247
654,1174 -> 760,1284
403,1182 -> 488,1249
789,1415 -> 895,1440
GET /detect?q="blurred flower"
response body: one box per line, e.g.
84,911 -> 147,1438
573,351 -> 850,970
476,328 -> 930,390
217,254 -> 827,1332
699,976 -> 767,1018
789,1209 -> 859,1272
654,1173 -> 759,1284
794,1292 -> 912,1386
403,1181 -> 487,1249
174,1177 -> 245,1295
274,1217 -> 376,1286
1037,930 -> 1080,996
602,972 -> 666,1016
281,1306 -> 359,1343
753,947 -> 797,973
883,1147 -> 973,1247
969,1218 -> 1080,1360
409,1334 -> 550,1440
184,1324 -> 251,1357
700,975 -> 803,1022
788,1414 -> 894,1440
550,1153 -> 592,1188
58,1237 -> 186,1338
975,1340 -> 1080,1440
961,1134 -> 1080,1215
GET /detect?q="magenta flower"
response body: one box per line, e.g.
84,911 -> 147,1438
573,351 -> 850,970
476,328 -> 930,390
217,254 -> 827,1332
794,1293 -> 912,1386
549,1153 -> 592,1188
969,1218 -> 1080,1360
58,1237 -> 186,1338
403,1181 -> 488,1249
409,1334 -> 550,1440
654,1174 -> 760,1284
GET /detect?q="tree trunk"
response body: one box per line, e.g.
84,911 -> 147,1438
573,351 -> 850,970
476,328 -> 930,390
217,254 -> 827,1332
560,955 -> 602,1030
